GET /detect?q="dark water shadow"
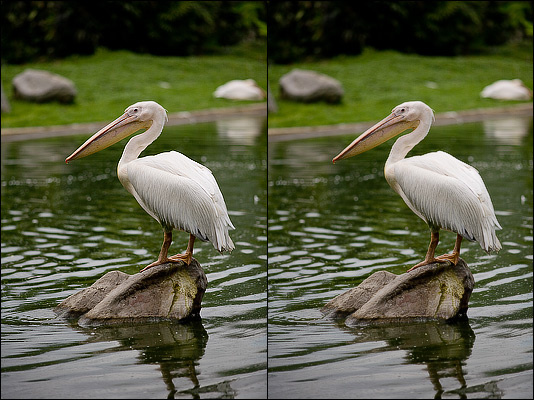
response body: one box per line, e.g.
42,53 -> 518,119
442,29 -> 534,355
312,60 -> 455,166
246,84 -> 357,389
338,318 -> 477,399
69,319 -> 216,399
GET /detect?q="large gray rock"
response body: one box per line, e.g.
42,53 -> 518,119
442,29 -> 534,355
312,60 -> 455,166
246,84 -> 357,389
321,258 -> 474,324
267,81 -> 278,113
279,69 -> 344,104
12,68 -> 77,103
1,82 -> 10,113
55,259 -> 207,325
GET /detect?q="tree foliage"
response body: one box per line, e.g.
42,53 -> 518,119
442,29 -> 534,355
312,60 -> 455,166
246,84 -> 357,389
268,1 -> 533,64
1,1 -> 267,64
2,1 -> 532,65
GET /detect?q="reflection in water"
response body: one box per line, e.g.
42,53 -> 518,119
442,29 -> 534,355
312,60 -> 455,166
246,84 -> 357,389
483,116 -> 532,145
268,117 -> 532,398
1,120 -> 267,399
216,116 -> 264,145
73,320 -> 213,399
343,319 -> 476,399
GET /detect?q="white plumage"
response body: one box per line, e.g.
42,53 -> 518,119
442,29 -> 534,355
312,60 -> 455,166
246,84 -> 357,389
480,79 -> 532,100
213,79 -> 266,101
390,151 -> 501,252
334,101 -> 501,271
66,101 -> 234,271
123,151 -> 234,252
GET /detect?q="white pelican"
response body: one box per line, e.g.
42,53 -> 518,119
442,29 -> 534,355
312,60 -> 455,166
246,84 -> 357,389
480,79 -> 532,101
66,101 -> 235,272
333,101 -> 501,272
213,79 -> 266,101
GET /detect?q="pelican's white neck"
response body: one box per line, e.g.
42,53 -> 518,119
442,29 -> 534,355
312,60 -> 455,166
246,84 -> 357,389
386,112 -> 433,165
119,116 -> 165,165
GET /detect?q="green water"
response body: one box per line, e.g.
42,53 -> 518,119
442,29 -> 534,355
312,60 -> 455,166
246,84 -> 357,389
1,114 -> 532,399
267,116 -> 533,398
1,117 -> 267,398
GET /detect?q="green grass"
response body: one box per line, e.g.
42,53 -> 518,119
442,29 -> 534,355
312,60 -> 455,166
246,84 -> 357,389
2,40 -> 532,130
268,42 -> 533,128
1,42 -> 267,128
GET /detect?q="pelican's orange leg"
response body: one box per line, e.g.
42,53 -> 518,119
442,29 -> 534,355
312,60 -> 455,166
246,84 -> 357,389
140,230 -> 185,272
168,234 -> 195,265
407,230 -> 458,272
434,234 -> 462,265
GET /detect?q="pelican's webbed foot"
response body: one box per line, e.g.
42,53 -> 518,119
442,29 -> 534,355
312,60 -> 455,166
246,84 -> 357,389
407,253 -> 458,273
168,252 -> 193,266
434,251 -> 460,265
140,257 -> 186,272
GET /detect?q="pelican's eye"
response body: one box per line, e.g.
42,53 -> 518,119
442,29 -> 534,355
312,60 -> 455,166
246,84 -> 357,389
127,107 -> 140,117
394,107 -> 407,116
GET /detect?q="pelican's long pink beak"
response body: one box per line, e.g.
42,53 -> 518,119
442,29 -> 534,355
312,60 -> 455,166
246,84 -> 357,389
332,112 -> 418,163
66,112 -> 149,163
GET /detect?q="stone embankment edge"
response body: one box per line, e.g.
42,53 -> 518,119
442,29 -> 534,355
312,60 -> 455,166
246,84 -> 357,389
1,102 -> 267,142
2,102 -> 531,142
268,102 -> 533,142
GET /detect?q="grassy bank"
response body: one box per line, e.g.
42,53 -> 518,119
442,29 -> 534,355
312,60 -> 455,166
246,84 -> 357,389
268,42 -> 533,128
2,40 -> 532,130
1,42 -> 266,129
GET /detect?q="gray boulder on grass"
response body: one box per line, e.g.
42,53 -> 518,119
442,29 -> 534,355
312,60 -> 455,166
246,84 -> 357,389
12,69 -> 77,103
279,68 -> 344,104
1,82 -> 10,113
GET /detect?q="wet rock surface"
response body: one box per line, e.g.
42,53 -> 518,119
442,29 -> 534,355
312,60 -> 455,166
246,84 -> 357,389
54,259 -> 207,325
321,258 -> 474,324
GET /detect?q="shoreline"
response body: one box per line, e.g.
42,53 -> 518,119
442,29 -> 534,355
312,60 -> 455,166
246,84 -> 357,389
268,102 -> 533,142
1,102 -> 267,142
1,102 -> 531,143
